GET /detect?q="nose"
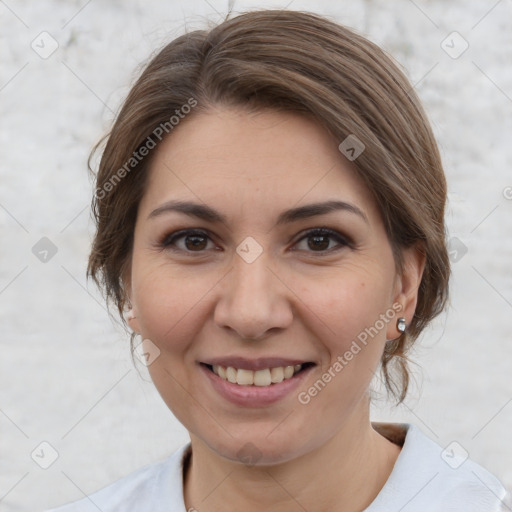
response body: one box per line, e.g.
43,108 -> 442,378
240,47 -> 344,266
213,252 -> 293,341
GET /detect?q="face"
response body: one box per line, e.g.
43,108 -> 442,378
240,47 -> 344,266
127,106 -> 422,465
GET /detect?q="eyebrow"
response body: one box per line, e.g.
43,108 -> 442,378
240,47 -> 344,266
148,199 -> 368,225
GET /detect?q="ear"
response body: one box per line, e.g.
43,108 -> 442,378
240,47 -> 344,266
123,273 -> 141,334
123,308 -> 140,333
386,243 -> 426,340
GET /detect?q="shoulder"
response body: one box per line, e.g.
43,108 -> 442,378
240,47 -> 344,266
45,444 -> 190,512
369,423 -> 509,511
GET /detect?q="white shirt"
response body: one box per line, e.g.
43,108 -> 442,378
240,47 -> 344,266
47,423 -> 509,511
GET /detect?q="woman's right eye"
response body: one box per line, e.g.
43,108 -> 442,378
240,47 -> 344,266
161,229 -> 217,253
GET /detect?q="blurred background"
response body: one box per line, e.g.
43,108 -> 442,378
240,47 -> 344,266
0,0 -> 511,510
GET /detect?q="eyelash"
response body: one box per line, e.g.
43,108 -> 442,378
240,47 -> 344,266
159,227 -> 353,256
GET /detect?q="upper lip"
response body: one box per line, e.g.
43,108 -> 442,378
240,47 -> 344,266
200,357 -> 313,371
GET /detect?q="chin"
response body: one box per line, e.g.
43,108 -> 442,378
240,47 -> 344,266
200,430 -> 313,467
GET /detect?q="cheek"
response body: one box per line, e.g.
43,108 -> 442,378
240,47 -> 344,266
303,266 -> 393,355
294,273 -> 394,418
130,264 -> 217,423
131,262 -> 216,357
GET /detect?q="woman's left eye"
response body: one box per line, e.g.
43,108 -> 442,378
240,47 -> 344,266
294,228 -> 351,253
160,227 -> 351,255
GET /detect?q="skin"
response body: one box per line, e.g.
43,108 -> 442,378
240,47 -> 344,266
127,106 -> 425,511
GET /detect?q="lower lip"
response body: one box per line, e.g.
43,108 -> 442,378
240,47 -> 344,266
200,364 -> 314,407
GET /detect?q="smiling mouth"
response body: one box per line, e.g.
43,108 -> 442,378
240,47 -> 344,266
201,362 -> 315,386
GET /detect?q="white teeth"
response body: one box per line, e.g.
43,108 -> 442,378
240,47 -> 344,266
226,366 -> 237,384
253,369 -> 272,386
211,364 -> 304,386
236,369 -> 254,385
284,365 -> 294,379
270,367 -> 284,383
217,365 -> 227,380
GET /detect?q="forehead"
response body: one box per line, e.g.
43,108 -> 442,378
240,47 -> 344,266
139,107 -> 379,223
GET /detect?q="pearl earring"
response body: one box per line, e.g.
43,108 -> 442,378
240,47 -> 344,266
396,317 -> 406,333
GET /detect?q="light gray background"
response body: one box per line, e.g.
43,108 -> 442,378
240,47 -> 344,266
1,0 -> 511,510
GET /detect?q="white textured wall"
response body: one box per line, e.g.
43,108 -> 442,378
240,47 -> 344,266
1,0 -> 511,510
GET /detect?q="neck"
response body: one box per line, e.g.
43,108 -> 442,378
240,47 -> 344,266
184,406 -> 401,512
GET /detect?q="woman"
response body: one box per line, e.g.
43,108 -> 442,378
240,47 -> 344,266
48,9 -> 508,512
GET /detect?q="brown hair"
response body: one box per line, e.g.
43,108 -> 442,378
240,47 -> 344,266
87,9 -> 450,403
